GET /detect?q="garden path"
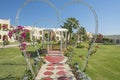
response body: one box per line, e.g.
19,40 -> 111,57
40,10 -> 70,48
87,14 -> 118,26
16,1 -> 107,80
35,52 -> 76,80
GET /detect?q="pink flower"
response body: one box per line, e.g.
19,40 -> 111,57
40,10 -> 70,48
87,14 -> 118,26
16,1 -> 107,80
20,47 -> 26,50
21,43 -> 27,47
24,29 -> 29,32
21,32 -> 26,39
8,31 -> 13,38
20,43 -> 27,50
17,26 -> 24,31
12,29 -> 17,33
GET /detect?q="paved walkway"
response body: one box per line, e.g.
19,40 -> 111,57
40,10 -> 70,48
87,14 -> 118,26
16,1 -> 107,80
35,52 -> 76,80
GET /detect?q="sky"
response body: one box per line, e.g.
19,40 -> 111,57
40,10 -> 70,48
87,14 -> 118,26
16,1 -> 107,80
0,0 -> 120,35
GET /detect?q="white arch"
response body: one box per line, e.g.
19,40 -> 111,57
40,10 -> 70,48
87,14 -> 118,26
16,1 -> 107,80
60,0 -> 98,72
15,0 -> 60,26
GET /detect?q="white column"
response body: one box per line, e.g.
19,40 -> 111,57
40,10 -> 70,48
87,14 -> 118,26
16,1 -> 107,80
42,30 -> 44,48
47,31 -> 50,52
50,31 -> 52,50
65,31 -> 67,49
60,31 -> 63,54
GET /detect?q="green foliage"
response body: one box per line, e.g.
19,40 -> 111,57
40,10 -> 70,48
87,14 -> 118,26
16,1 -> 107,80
67,46 -> 74,52
44,33 -> 48,40
3,40 -> 10,45
57,40 -> 61,45
23,70 -> 33,80
26,32 -> 31,42
103,38 -> 110,42
61,17 -> 80,41
102,38 -> 116,45
36,39 -> 41,44
76,43 -> 84,48
77,26 -> 87,42
64,46 -> 74,57
68,38 -> 75,45
103,41 -> 114,45
52,41 -> 59,45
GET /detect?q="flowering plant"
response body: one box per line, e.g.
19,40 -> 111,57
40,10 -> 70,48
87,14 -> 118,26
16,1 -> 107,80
8,26 -> 29,51
8,26 -> 34,75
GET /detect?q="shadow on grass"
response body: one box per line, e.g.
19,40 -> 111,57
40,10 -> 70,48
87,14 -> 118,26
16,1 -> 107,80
0,74 -> 21,80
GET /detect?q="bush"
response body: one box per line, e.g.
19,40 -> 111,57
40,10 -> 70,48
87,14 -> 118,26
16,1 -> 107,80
67,46 -> 74,52
68,39 -> 75,45
103,41 -> 115,45
36,39 -> 41,44
3,40 -> 10,45
103,38 -> 110,42
26,32 -> 31,42
76,43 -> 84,48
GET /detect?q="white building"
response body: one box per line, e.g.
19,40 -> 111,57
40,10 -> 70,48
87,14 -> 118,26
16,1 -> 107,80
0,19 -> 15,42
0,19 -> 68,43
24,26 -> 68,41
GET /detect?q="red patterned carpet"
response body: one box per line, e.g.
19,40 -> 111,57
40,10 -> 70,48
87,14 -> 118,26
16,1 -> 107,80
35,51 -> 76,80
44,55 -> 64,63
43,71 -> 53,75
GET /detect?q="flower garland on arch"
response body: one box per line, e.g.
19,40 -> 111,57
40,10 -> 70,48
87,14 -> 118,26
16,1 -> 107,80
8,26 -> 35,75
8,26 -> 29,51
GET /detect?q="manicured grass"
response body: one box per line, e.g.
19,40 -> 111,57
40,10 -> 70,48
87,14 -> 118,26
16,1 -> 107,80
0,41 -> 18,45
0,47 -> 26,79
72,44 -> 120,80
0,45 -> 37,80
0,44 -> 120,80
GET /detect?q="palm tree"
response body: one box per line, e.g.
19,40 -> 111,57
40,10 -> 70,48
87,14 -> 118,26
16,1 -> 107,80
61,17 -> 80,43
77,26 -> 86,43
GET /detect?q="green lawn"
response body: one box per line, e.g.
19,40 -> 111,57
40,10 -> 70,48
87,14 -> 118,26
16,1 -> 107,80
0,44 -> 120,80
72,44 -> 120,80
0,47 -> 25,79
0,46 -> 36,80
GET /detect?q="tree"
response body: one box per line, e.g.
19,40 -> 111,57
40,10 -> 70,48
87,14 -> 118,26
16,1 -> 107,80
61,17 -> 80,43
77,26 -> 87,43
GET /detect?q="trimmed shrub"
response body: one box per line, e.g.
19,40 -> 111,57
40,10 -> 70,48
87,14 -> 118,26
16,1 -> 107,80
76,43 -> 84,48
36,39 -> 41,44
3,40 -> 10,45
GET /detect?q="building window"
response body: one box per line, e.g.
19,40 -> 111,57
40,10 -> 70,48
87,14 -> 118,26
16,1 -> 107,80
3,35 -> 8,41
3,24 -> 8,31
